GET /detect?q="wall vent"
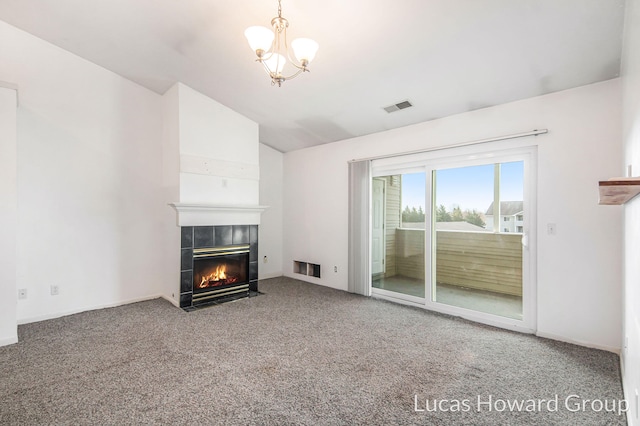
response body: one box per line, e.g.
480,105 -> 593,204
293,260 -> 321,278
383,100 -> 413,113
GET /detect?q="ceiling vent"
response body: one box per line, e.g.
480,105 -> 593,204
383,100 -> 413,113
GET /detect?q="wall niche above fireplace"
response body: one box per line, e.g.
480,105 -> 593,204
180,225 -> 258,310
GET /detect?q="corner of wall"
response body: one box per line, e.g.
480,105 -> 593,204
259,143 -> 284,279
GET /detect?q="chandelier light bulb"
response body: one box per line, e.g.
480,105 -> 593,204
264,53 -> 287,75
244,26 -> 275,56
291,38 -> 319,65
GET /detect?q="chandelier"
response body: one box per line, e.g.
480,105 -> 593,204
245,0 -> 319,87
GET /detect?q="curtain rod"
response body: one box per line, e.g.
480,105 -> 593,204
349,129 -> 548,163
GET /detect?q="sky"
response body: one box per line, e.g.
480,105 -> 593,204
401,161 -> 524,213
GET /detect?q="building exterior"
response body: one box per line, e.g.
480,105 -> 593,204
484,201 -> 524,233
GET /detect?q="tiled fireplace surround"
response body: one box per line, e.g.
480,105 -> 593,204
180,225 -> 258,309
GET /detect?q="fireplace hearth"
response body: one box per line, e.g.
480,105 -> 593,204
180,225 -> 258,309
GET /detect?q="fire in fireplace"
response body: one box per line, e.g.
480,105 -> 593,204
193,245 -> 248,291
191,245 -> 250,305
198,264 -> 238,288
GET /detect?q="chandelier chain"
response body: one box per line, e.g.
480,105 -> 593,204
277,0 -> 282,18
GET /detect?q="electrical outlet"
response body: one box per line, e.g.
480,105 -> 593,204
50,285 -> 59,296
334,266 -> 338,273
18,288 -> 27,299
547,223 -> 556,235
263,256 -> 268,263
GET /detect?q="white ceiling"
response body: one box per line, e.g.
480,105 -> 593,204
0,0 -> 626,152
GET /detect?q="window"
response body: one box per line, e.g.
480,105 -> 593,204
504,228 -> 509,232
517,215 -> 523,221
503,217 -> 509,222
517,226 -> 523,233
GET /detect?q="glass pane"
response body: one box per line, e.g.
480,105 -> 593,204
500,161 -> 525,234
433,163 -> 523,319
371,173 -> 426,298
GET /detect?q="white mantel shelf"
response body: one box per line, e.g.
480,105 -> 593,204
169,203 -> 268,227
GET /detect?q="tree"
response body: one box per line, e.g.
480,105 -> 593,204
435,204 -> 451,222
464,209 -> 486,227
402,205 -> 425,223
402,205 -> 411,220
403,204 -> 485,227
451,206 -> 464,222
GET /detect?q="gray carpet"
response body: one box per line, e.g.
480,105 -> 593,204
0,277 -> 626,425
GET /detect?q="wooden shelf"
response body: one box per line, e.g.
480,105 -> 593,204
598,177 -> 640,205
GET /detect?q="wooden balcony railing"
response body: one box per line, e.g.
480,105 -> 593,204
394,228 -> 523,296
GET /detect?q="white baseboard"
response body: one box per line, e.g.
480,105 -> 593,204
259,272 -> 284,280
0,335 -> 18,347
536,331 -> 621,354
17,294 -> 166,325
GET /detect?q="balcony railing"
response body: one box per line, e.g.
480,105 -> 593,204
394,228 -> 523,296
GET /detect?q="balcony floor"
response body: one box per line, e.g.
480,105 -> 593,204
372,275 -> 522,320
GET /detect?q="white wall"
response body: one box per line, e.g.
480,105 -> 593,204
259,144 -> 284,279
0,21 -> 167,323
175,83 -> 259,205
283,79 -> 622,352
0,85 -> 18,345
621,0 -> 640,423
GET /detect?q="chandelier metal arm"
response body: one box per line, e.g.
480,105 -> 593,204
277,23 -> 310,72
257,58 -> 305,87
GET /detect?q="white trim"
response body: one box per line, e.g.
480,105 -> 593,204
371,289 -> 425,308
536,331 -> 620,354
259,271 -> 284,280
169,203 -> 268,226
0,336 -> 18,347
17,294 -> 166,325
420,300 -> 536,334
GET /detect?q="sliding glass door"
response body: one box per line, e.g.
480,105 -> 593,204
371,172 -> 426,303
371,147 -> 536,332
431,161 -> 524,320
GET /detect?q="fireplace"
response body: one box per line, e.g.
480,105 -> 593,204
180,225 -> 258,310
192,245 -> 249,303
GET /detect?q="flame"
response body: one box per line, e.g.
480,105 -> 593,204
200,265 -> 226,287
199,264 -> 239,288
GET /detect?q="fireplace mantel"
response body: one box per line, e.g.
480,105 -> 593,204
170,203 -> 268,227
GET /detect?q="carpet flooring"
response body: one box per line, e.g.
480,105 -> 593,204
0,277 -> 627,425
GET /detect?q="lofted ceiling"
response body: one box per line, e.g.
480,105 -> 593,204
0,0 -> 626,152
